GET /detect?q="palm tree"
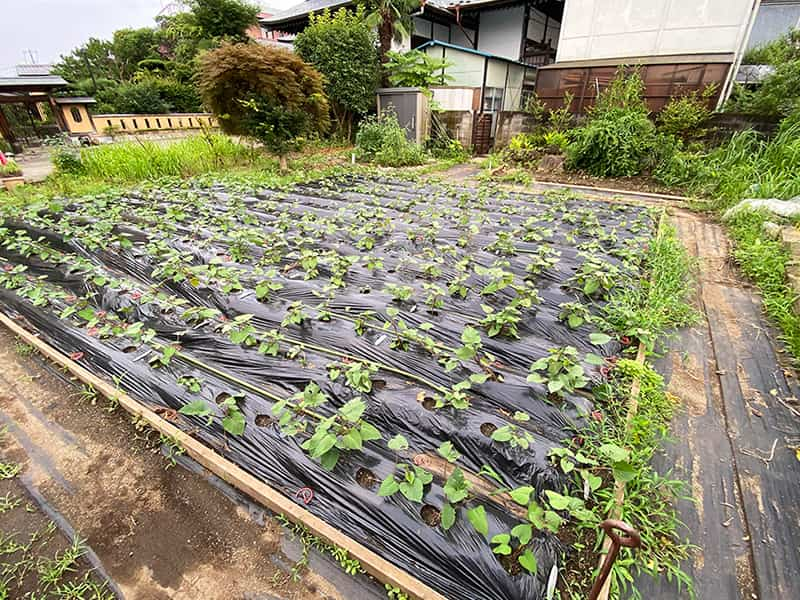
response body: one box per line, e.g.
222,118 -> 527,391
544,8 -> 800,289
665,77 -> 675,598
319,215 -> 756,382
360,0 -> 419,77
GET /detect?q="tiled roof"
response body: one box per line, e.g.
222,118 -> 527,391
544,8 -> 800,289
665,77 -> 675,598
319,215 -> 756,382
260,0 -> 352,25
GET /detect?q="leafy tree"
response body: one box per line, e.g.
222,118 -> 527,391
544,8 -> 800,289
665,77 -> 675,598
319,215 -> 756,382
190,0 -> 259,40
53,38 -> 119,88
112,28 -> 161,80
294,7 -> 379,139
198,43 -> 330,170
357,0 -> 418,74
385,50 -> 452,88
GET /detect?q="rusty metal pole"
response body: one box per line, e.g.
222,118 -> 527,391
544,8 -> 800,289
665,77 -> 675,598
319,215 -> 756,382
587,519 -> 641,600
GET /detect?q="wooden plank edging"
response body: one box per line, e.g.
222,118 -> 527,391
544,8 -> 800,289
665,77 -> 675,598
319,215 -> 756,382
0,312 -> 448,600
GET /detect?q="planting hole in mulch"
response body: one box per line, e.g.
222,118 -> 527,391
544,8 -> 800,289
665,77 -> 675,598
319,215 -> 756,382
421,396 -> 437,410
254,414 -> 274,427
122,345 -> 139,353
481,422 -> 498,437
372,379 -> 387,391
420,504 -> 441,527
355,467 -> 377,490
215,392 -> 232,405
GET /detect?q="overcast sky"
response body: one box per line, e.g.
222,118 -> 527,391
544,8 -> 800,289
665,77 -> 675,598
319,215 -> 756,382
0,0 -> 297,76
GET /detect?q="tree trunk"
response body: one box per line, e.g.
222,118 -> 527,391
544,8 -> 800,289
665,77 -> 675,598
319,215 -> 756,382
279,154 -> 288,172
378,10 -> 393,87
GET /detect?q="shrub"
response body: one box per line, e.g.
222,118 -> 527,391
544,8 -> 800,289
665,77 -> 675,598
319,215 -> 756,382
0,138 -> 11,154
0,160 -> 22,177
500,132 -> 545,165
51,148 -> 85,176
294,7 -> 380,139
727,29 -> 800,118
567,110 -> 660,177
543,130 -> 569,153
198,43 -> 330,170
355,111 -> 425,167
657,85 -> 716,140
566,68 -> 672,177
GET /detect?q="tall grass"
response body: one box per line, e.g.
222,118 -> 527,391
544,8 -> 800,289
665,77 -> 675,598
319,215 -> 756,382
73,134 -> 271,182
655,116 -> 800,208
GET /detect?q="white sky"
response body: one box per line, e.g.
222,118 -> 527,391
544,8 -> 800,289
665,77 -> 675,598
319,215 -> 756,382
0,0 -> 298,76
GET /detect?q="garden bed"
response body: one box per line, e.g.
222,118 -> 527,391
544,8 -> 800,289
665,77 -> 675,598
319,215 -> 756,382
0,175 -> 659,599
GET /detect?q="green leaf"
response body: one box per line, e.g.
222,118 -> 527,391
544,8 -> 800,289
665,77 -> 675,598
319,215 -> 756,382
320,447 -> 340,471
179,400 -> 212,418
612,461 -> 636,483
461,326 -> 481,346
222,410 -> 246,436
490,533 -> 510,544
338,397 -> 366,423
598,443 -> 629,463
378,475 -> 399,497
358,421 -> 382,442
341,428 -> 363,450
567,314 -> 583,329
387,434 -> 409,451
437,441 -> 461,463
589,332 -> 612,345
585,352 -> 605,365
544,490 -> 571,511
491,426 -> 513,443
511,523 -> 532,545
399,476 -> 424,503
466,505 -> 488,538
518,549 -> 538,575
509,486 -> 534,506
310,432 -> 337,458
441,502 -> 456,530
443,468 -> 470,504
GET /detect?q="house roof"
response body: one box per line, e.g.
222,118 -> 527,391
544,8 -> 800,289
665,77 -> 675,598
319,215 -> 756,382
0,75 -> 67,90
417,40 -> 528,67
15,64 -> 54,77
260,0 -> 352,27
53,96 -> 97,104
259,0 -> 526,28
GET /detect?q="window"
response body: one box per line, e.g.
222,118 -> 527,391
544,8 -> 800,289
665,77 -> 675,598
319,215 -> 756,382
70,106 -> 83,123
167,118 -> 173,128
132,119 -> 138,129
144,118 -> 150,129
120,119 -> 126,130
156,118 -> 161,128
188,118 -> 194,127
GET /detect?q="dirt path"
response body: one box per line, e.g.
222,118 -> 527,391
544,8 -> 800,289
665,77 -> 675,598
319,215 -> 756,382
0,328 -> 383,600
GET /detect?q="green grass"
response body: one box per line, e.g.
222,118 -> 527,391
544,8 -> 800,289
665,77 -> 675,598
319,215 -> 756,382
73,134 -> 271,182
655,115 -> 800,210
725,210 -> 800,357
557,219 -> 697,599
604,216 -> 699,351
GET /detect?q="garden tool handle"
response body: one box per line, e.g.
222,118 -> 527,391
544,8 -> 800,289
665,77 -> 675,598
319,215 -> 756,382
587,520 -> 641,600
599,519 -> 641,549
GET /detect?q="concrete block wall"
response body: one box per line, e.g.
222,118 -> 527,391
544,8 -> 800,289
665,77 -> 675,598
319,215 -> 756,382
494,111 -> 537,148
